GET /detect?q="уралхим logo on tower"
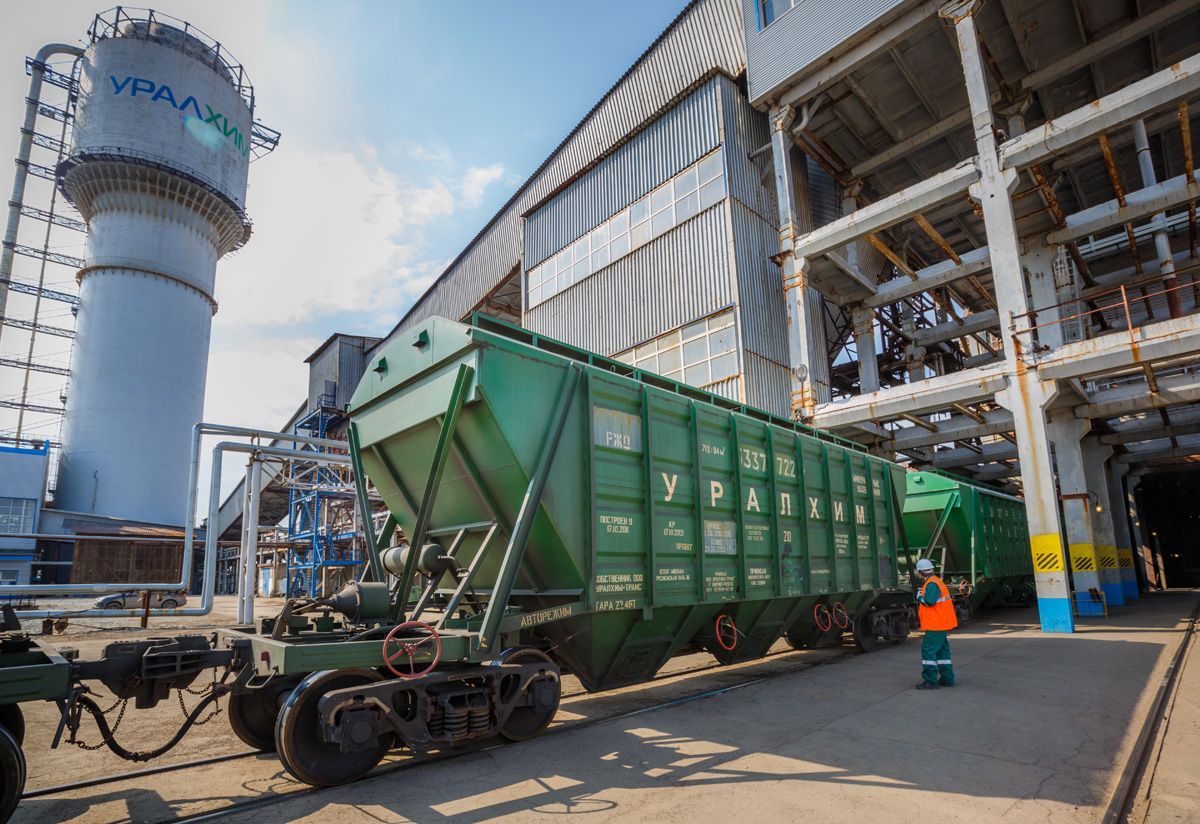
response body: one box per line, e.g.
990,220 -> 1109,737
109,76 -> 249,158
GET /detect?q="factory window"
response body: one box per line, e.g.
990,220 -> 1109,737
760,0 -> 799,27
615,309 -> 739,389
526,147 -> 726,310
0,498 -> 35,534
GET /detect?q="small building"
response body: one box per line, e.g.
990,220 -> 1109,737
0,441 -> 50,586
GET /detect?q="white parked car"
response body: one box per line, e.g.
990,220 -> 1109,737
91,591 -> 188,609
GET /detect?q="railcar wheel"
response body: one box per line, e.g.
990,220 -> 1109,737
0,705 -> 24,746
276,669 -> 393,787
495,648 -> 560,742
229,681 -> 295,752
852,611 -> 881,653
0,724 -> 25,823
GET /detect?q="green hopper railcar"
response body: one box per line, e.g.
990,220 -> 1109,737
0,315 -> 926,810
222,314 -> 922,784
901,471 -> 1034,612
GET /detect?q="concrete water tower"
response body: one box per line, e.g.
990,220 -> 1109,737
54,9 -> 277,524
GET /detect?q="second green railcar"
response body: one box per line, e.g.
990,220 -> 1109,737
902,471 -> 1033,611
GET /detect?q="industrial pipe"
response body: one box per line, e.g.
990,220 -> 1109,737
237,458 -> 263,624
1131,119 -> 1183,318
5,425 -> 346,597
0,44 -> 83,328
236,461 -> 254,624
6,428 -> 351,618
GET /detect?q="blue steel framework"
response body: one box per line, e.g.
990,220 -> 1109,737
285,396 -> 361,597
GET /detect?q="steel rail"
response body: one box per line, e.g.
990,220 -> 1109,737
21,750 -> 259,800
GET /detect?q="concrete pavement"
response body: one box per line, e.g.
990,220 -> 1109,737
211,590 -> 1199,824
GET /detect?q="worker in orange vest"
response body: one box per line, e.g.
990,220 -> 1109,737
914,558 -> 958,690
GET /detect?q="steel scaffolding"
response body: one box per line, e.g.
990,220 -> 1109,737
284,398 -> 361,597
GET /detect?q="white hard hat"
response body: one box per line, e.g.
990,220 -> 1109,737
915,559 -> 935,573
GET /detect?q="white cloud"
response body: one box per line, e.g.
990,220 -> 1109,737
199,333 -> 321,510
406,144 -> 455,167
460,164 -> 506,209
216,147 -> 453,327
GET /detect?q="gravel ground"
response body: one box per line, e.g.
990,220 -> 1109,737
14,594 -> 277,639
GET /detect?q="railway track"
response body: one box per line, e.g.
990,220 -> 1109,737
23,642 -> 855,821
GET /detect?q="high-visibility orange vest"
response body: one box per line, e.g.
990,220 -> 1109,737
918,575 -> 958,631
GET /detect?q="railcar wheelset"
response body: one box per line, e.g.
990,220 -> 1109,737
275,668 -> 396,787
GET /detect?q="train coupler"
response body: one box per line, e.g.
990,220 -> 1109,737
72,635 -> 235,709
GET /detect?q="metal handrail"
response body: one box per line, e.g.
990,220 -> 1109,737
1013,267 -> 1199,350
88,6 -> 255,110
1016,259 -> 1200,322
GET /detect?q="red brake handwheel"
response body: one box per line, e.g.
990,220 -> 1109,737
813,603 -> 832,632
715,614 -> 738,651
381,620 -> 442,679
831,601 -> 850,629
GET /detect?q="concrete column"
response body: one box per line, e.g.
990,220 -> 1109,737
851,304 -> 880,393
951,4 -> 1072,631
769,106 -> 831,420
1082,437 -> 1124,606
1048,412 -> 1105,614
1105,461 -> 1139,600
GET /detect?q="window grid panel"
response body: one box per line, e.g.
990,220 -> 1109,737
526,148 -> 726,309
0,498 -> 35,534
613,309 -> 738,391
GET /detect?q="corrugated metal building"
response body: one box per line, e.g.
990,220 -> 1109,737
375,0 -> 840,418
305,334 -> 383,414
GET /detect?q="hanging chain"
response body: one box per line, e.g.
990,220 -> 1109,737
178,687 -> 222,727
73,698 -> 127,751
97,694 -> 124,714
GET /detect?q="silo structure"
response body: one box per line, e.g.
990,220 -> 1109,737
55,11 -> 275,524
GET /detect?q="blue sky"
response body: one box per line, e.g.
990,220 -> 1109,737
0,1 -> 688,506
239,0 -> 688,347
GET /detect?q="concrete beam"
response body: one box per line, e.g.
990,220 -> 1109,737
1100,419 -> 1200,445
1018,0 -> 1200,93
812,364 -> 1007,429
1047,171 -> 1200,245
1035,314 -> 1200,382
824,248 -> 878,295
1001,53 -> 1200,170
930,440 -> 1019,468
1116,444 -> 1200,464
850,104 -> 976,180
864,247 -> 992,309
775,0 -> 941,109
794,162 -> 980,261
1077,371 -> 1200,419
972,462 -> 1022,482
913,309 -> 999,346
889,408 -> 1014,451
846,0 -> 1194,182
